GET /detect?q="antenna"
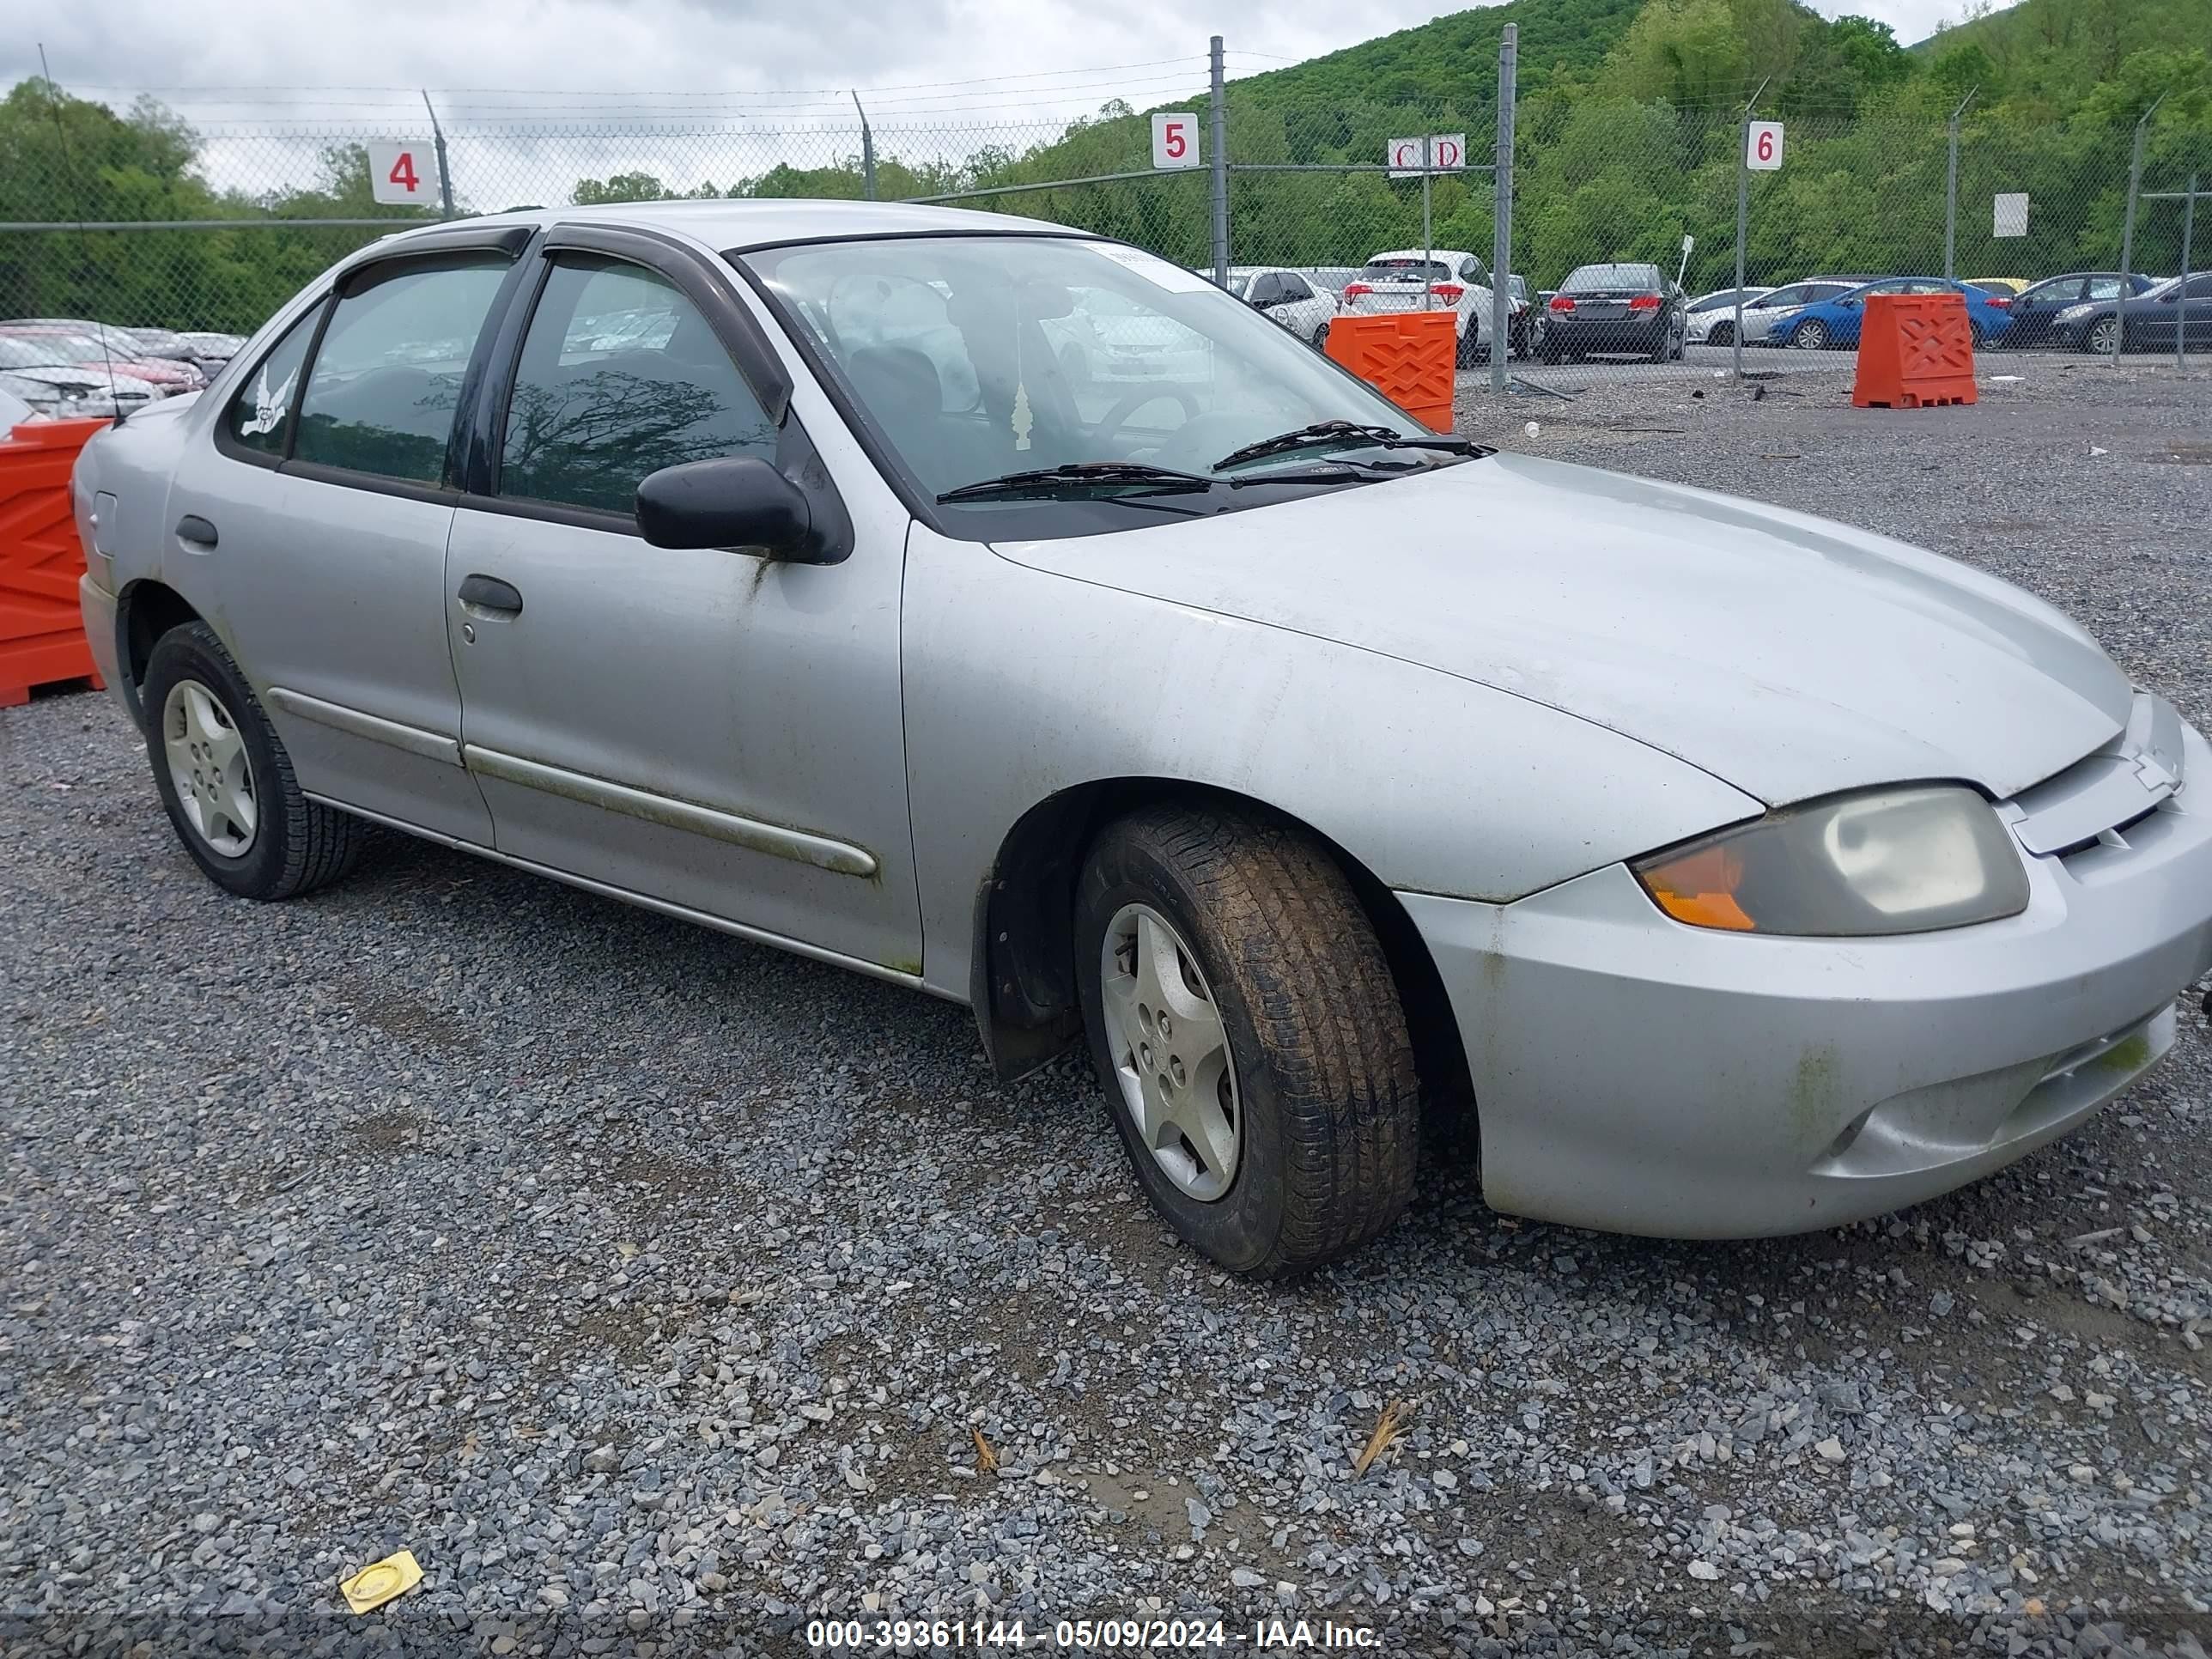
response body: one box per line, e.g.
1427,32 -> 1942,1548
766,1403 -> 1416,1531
36,43 -> 127,425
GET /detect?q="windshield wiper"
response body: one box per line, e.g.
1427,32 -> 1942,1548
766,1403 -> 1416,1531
937,461 -> 1216,503
1212,420 -> 1479,472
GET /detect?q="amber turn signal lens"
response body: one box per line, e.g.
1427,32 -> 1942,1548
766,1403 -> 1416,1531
1638,845 -> 1756,931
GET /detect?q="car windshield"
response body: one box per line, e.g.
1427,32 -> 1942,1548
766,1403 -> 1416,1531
1360,258 -> 1451,283
745,234 -> 1454,530
1220,271 -> 1254,298
1563,264 -> 1661,293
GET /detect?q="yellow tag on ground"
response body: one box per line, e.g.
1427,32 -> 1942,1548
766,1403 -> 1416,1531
339,1549 -> 422,1613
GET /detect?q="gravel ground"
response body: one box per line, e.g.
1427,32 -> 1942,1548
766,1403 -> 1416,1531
4,360 -> 2211,1658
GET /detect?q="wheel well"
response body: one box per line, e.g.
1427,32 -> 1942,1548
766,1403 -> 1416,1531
972,780 -> 1475,1139
118,580 -> 204,726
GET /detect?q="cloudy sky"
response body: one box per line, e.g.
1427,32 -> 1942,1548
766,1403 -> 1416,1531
15,0 -> 1987,121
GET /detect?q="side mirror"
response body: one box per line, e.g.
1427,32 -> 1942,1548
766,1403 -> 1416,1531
636,456 -> 814,558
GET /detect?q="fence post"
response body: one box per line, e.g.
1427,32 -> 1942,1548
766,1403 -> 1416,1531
1731,80 -> 1767,380
1208,36 -> 1229,289
852,93 -> 877,201
1489,22 -> 1517,395
2116,92 -> 2162,366
1943,87 -> 1976,283
421,90 -> 455,220
2180,173 -> 2197,373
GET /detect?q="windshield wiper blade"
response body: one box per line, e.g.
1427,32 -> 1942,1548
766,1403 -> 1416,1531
1212,420 -> 1477,472
936,461 -> 1216,503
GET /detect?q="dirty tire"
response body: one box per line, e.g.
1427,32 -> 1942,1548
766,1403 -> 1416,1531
143,620 -> 362,901
1075,805 -> 1419,1276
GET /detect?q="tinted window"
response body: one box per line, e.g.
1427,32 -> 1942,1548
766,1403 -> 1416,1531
1803,284 -> 1851,302
1249,273 -> 1285,306
499,258 -> 776,517
1361,258 -> 1450,283
1563,264 -> 1661,292
2187,275 -> 2212,299
2084,276 -> 2121,301
1756,286 -> 1804,307
294,260 -> 507,483
1279,274 -> 1313,302
222,307 -> 319,459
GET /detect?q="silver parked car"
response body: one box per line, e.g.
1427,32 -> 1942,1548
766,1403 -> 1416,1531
72,202 -> 2212,1275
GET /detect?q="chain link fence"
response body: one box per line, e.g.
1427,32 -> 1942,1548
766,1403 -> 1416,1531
3,46 -> 2209,405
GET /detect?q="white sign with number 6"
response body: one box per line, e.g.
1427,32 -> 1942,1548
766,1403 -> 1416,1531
368,141 -> 441,206
1152,113 -> 1200,171
1746,120 -> 1784,171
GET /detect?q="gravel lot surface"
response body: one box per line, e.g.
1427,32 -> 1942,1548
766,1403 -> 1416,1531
4,360 -> 2210,1658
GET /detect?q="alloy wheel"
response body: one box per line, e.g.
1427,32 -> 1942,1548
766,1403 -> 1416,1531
163,678 -> 258,858
2087,318 -> 2119,356
1098,902 -> 1243,1202
1790,319 -> 1828,349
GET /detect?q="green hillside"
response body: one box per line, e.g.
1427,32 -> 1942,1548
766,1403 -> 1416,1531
1913,0 -> 2212,111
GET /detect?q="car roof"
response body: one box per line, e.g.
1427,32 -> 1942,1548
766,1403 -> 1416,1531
1365,249 -> 1475,263
360,198 -> 1097,258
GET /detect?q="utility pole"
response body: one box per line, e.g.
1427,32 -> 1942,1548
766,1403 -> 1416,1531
1489,23 -> 1517,394
852,92 -> 877,201
422,90 -> 454,219
1944,86 -> 1977,282
2116,92 -> 2164,364
1208,36 -> 1229,289
1731,77 -> 1769,381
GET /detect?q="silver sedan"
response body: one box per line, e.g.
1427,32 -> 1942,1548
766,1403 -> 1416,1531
73,203 -> 2212,1275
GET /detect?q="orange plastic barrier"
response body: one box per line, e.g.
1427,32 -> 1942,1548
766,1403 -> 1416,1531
0,417 -> 111,707
1324,310 -> 1458,432
1851,292 -> 1977,410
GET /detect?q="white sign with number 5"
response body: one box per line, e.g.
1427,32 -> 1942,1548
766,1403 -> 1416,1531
368,141 -> 441,206
1746,121 -> 1784,171
1152,114 -> 1200,171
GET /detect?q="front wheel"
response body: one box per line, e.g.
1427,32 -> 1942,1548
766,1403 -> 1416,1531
1789,319 -> 1829,349
2084,317 -> 2120,356
143,620 -> 362,900
1075,805 -> 1419,1276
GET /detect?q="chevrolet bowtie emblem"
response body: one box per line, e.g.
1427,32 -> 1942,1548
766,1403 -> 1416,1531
2135,755 -> 2179,793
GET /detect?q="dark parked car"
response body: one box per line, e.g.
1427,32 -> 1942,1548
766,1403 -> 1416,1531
1540,262 -> 1687,362
2047,272 -> 2211,355
1998,273 -> 2159,349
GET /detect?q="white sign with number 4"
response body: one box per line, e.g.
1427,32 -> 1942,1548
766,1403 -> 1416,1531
1152,114 -> 1200,171
1746,121 -> 1784,171
368,141 -> 441,206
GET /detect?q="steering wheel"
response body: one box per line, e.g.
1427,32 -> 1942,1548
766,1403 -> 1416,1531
1094,385 -> 1200,445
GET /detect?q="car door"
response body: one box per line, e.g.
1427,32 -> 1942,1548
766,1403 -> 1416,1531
2017,276 -> 2084,343
442,223 -> 921,975
1276,272 -> 1325,341
163,229 -> 528,842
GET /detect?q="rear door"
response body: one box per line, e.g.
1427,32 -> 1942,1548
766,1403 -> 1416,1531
443,223 -> 921,973
163,231 -> 528,842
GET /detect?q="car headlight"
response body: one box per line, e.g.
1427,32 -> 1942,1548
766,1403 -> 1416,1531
2053,303 -> 2093,324
1632,785 -> 2029,936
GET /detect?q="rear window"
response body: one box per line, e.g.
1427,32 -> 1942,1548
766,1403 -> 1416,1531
1360,258 -> 1450,283
1562,264 -> 1662,293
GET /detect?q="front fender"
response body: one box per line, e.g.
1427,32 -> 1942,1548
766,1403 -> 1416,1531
902,523 -> 1760,1001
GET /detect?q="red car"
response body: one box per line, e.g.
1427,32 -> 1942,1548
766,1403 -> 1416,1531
0,326 -> 206,394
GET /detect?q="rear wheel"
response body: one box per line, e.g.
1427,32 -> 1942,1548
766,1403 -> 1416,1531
1706,320 -> 1733,346
1311,321 -> 1329,351
143,621 -> 362,901
1075,805 -> 1419,1276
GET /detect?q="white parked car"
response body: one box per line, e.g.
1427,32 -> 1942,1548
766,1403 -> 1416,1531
1043,285 -> 1213,386
1218,266 -> 1336,348
1339,249 -> 1513,364
1683,286 -> 1774,345
1735,279 -> 1864,345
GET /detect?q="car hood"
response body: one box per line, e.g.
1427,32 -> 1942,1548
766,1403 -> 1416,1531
989,453 -> 2130,805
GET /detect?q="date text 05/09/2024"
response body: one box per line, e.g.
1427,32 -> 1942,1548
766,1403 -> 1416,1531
805,1618 -> 1382,1650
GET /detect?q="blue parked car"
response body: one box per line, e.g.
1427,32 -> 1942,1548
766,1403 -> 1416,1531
1759,277 -> 2015,351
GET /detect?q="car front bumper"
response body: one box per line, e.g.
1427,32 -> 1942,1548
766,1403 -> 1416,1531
78,573 -> 125,709
1400,718 -> 2212,1238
